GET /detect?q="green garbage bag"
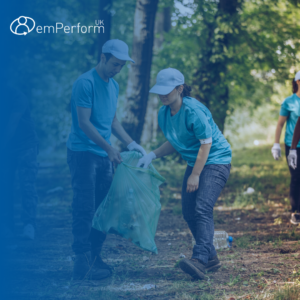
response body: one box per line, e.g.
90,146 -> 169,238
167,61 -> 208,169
92,151 -> 165,254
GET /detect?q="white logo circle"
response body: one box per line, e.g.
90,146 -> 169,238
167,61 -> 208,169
10,16 -> 35,36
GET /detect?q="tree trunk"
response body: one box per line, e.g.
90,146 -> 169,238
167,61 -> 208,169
140,96 -> 159,145
141,6 -> 171,145
194,0 -> 241,132
97,0 -> 113,61
121,0 -> 159,145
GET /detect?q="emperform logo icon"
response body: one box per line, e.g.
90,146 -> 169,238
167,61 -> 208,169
10,16 -> 105,36
10,16 -> 35,35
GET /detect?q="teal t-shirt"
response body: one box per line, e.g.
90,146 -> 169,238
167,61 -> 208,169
158,97 -> 232,166
280,94 -> 300,147
67,68 -> 119,157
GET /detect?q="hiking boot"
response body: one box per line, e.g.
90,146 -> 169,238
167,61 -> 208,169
179,258 -> 205,280
290,213 -> 300,225
73,252 -> 111,280
91,251 -> 112,274
206,255 -> 221,272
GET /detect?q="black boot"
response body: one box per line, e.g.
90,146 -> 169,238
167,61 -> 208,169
73,251 -> 111,280
206,255 -> 221,272
179,258 -> 206,280
91,250 -> 112,274
73,252 -> 91,280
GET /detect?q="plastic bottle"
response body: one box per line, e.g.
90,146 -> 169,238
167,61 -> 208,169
214,231 -> 230,249
191,231 -> 233,249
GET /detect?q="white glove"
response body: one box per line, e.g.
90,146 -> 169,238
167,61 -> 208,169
288,149 -> 297,169
127,141 -> 147,156
271,143 -> 281,160
136,151 -> 156,169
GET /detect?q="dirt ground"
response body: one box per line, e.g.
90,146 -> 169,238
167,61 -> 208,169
7,151 -> 300,300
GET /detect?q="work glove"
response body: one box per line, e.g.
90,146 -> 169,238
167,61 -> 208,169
127,141 -> 147,156
271,143 -> 281,160
136,151 -> 156,169
288,149 -> 297,169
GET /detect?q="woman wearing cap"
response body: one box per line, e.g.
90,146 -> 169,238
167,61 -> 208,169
272,71 -> 300,225
137,68 -> 232,280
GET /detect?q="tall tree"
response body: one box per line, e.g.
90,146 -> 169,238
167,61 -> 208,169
193,0 -> 242,132
97,0 -> 113,61
121,0 -> 159,144
141,5 -> 172,145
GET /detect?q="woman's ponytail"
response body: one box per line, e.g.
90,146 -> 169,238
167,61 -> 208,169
292,79 -> 298,94
176,83 -> 192,98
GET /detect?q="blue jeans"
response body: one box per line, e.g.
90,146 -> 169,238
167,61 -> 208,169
285,145 -> 300,213
67,148 -> 113,254
181,164 -> 231,264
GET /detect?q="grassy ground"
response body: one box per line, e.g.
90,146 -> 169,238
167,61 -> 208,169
8,144 -> 300,299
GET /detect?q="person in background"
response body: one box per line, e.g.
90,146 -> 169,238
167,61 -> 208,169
0,85 -> 39,240
272,71 -> 300,225
66,39 -> 147,280
137,68 -> 232,280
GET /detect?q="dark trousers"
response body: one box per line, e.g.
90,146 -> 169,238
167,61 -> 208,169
0,146 -> 39,231
67,148 -> 113,254
285,144 -> 300,213
181,164 -> 231,264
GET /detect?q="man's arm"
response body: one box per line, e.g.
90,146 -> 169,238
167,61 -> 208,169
77,106 -> 122,164
111,114 -> 133,146
111,113 -> 147,156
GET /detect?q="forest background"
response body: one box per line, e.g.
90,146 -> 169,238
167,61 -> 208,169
7,0 -> 300,158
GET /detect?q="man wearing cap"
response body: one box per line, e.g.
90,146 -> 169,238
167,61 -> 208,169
66,39 -> 146,280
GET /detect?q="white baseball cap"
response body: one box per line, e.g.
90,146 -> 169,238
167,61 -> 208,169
295,71 -> 300,81
102,39 -> 135,63
149,68 -> 184,95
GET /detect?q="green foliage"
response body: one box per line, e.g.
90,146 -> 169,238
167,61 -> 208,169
155,0 -> 300,131
174,259 -> 181,268
172,205 -> 182,215
235,235 -> 252,248
225,145 -> 290,197
270,285 -> 300,300
232,190 -> 265,209
226,274 -> 241,286
224,103 -> 282,149
110,0 -> 136,95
